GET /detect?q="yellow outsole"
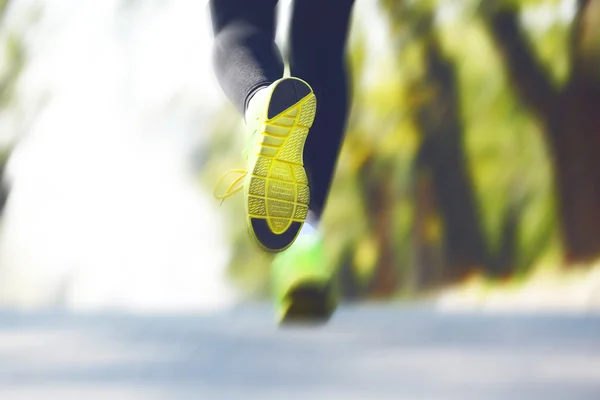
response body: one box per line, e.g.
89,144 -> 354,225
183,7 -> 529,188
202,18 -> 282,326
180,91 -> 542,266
246,91 -> 317,239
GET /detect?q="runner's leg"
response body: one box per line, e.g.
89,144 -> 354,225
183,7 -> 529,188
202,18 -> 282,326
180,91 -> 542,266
210,0 -> 283,115
288,0 -> 356,223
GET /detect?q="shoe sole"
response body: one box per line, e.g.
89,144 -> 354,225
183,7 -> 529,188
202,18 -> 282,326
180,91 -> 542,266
278,280 -> 336,325
246,78 -> 316,252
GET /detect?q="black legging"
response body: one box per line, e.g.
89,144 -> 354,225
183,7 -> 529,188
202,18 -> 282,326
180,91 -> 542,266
210,0 -> 355,222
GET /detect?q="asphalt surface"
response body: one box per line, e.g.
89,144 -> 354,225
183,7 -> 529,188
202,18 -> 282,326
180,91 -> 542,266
0,304 -> 599,399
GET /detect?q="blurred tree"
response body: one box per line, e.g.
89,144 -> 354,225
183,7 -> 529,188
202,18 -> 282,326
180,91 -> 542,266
359,152 -> 400,296
0,0 -> 8,19
483,0 -> 600,264
414,38 -> 496,281
0,0 -> 20,106
0,0 -> 20,215
379,0 -> 495,287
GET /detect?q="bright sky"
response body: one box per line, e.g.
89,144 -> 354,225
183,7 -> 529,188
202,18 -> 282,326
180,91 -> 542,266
0,0 -> 389,312
0,0 -> 232,312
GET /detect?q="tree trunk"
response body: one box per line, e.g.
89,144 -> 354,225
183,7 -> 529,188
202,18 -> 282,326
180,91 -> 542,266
414,38 -> 492,281
549,83 -> 600,263
337,245 -> 363,300
485,1 -> 600,264
411,169 -> 443,289
361,156 -> 399,297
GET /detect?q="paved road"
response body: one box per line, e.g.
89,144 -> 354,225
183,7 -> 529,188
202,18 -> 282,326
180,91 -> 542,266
0,304 -> 599,399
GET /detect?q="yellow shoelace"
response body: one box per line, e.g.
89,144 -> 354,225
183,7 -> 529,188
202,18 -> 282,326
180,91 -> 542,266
214,168 -> 247,203
214,125 -> 258,204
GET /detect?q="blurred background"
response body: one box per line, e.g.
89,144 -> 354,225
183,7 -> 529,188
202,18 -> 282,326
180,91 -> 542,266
0,0 -> 599,311
0,0 -> 234,312
202,0 -> 600,309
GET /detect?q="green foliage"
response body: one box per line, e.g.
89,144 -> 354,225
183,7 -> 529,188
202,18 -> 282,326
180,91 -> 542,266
444,18 -> 559,273
0,34 -> 24,108
199,0 -> 573,298
0,3 -> 25,178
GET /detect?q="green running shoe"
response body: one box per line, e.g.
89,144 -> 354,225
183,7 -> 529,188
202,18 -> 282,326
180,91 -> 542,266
271,232 -> 338,325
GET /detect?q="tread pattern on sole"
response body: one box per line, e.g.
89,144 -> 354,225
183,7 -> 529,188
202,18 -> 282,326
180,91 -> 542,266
247,88 -> 316,236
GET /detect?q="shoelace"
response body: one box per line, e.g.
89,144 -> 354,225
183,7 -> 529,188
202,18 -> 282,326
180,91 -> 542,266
213,125 -> 258,204
214,169 -> 247,203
